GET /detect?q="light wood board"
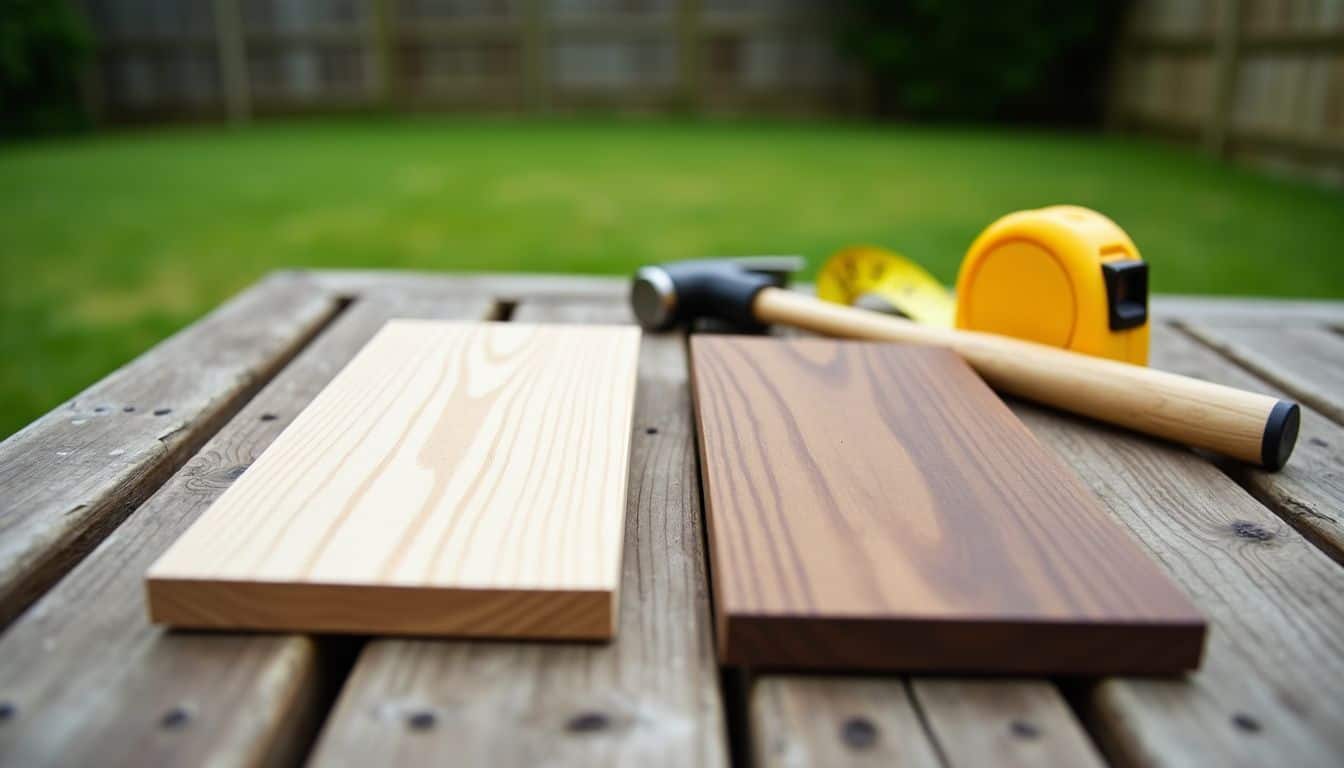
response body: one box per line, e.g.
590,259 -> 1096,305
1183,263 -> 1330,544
689,335 -> 1205,674
147,320 -> 641,639
307,300 -> 730,768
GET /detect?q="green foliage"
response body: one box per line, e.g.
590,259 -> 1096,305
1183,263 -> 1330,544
1,0 -> 91,135
838,0 -> 1125,123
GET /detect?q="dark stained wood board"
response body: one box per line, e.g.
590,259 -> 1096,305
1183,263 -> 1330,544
689,335 -> 1206,674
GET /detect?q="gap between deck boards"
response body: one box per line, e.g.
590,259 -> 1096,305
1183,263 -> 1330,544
0,287 -> 352,630
1164,319 -> 1344,567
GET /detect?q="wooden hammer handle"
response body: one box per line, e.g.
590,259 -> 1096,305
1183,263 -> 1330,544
754,288 -> 1299,469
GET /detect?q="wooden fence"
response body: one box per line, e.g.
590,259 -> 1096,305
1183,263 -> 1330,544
1109,0 -> 1344,182
79,0 -> 863,121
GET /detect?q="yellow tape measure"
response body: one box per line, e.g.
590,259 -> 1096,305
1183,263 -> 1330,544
816,206 -> 1150,365
815,245 -> 955,327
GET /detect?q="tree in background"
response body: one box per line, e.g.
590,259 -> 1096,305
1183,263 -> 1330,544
1,0 -> 91,136
838,0 -> 1126,125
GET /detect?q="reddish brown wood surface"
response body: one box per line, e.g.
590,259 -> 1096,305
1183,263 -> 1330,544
690,335 -> 1206,673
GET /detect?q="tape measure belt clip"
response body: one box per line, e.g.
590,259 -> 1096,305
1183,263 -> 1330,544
1101,260 -> 1148,331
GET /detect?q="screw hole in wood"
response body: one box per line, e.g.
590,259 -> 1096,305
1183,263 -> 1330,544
840,716 -> 878,749
159,706 -> 191,730
566,711 -> 609,734
407,710 -> 437,731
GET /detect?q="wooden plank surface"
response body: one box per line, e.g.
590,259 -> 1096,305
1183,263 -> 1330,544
1008,400 -> 1344,767
308,269 -> 627,303
910,679 -> 1106,767
690,335 -> 1203,673
1149,323 -> 1344,563
752,678 -> 941,767
0,271 -> 341,628
308,300 -> 730,768
752,676 -> 1105,768
148,320 -> 641,639
1177,323 -> 1344,425
1151,296 -> 1344,326
0,294 -> 497,767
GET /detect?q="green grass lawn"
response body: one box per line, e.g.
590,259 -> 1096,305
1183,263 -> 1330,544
2,117 -> 1342,438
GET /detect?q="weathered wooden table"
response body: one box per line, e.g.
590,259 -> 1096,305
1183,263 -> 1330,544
1,270 -> 1341,767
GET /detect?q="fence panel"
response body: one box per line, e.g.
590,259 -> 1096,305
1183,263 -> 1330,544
80,0 -> 859,120
1111,0 -> 1344,183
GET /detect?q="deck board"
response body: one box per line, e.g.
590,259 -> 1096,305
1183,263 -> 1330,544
0,293 -> 496,767
2,271 -> 1342,768
0,272 -> 341,628
1010,400 -> 1344,767
1177,324 -> 1344,425
308,299 -> 730,768
1149,322 -> 1344,564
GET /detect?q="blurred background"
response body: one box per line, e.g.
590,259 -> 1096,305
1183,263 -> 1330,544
1,0 -> 1342,438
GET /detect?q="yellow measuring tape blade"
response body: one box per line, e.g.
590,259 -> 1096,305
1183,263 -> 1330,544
816,245 -> 955,327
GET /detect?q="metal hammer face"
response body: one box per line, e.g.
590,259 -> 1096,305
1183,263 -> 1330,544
630,256 -> 803,331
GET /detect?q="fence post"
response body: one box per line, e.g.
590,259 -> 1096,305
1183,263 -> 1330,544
369,0 -> 396,108
678,0 -> 702,112
213,0 -> 251,123
1205,0 -> 1244,156
522,0 -> 548,113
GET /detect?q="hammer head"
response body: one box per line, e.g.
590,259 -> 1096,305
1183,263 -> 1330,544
630,256 -> 804,331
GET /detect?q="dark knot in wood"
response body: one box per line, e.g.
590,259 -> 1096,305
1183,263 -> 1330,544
1231,521 -> 1275,541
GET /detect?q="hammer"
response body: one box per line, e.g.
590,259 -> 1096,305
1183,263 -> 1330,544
631,257 -> 1300,470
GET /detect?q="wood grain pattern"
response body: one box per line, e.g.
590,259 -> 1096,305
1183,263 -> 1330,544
147,320 -> 641,639
752,676 -> 1106,768
307,300 -> 729,768
0,271 -> 341,628
1009,398 -> 1344,767
0,293 -> 498,768
1177,323 -> 1344,425
754,288 -> 1286,467
1149,322 -> 1344,564
690,335 -> 1205,673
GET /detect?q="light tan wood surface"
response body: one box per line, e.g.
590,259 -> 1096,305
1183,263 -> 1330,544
147,320 -> 641,639
754,287 -> 1292,468
308,301 -> 729,768
0,292 -> 499,768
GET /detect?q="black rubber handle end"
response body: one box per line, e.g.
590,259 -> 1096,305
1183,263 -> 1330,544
1261,399 -> 1301,471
